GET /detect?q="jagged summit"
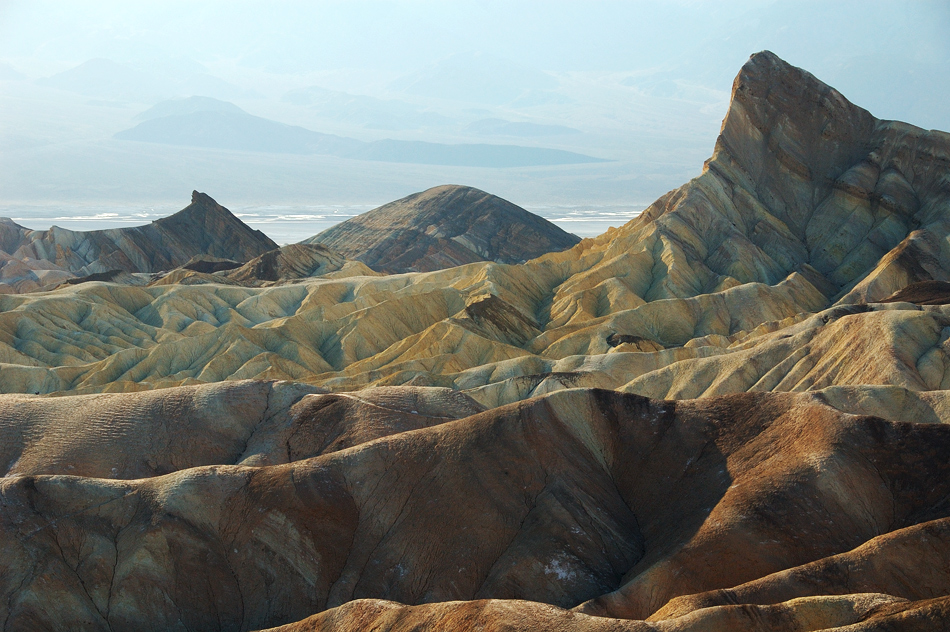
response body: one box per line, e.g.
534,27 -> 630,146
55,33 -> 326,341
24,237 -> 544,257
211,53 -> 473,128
583,49 -> 949,311
0,191 -> 277,280
712,50 -> 876,237
146,190 -> 279,264
305,184 -> 581,273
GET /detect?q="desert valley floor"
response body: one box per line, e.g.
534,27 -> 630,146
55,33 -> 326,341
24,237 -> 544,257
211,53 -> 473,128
0,51 -> 949,631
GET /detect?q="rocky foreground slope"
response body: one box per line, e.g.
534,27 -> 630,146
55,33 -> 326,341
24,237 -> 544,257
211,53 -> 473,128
2,384 -> 950,630
1,51 -> 950,630
304,184 -> 581,272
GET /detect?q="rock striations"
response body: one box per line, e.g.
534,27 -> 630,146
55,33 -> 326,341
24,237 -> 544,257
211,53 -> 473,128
304,184 -> 581,272
0,191 -> 277,292
1,52 -> 948,397
147,243 -> 372,288
2,388 -> 950,630
2,51 -> 950,631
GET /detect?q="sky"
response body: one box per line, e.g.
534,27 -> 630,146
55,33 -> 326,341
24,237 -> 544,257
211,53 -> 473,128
0,0 -> 947,239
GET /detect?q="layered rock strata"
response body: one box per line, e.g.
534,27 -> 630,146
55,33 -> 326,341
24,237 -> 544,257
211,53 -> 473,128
305,184 -> 581,272
0,191 -> 277,291
0,52 -> 948,399
1,388 -> 949,630
1,49 -> 950,632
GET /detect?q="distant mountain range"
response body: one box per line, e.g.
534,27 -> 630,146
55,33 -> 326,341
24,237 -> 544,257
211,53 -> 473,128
281,86 -> 451,131
0,62 -> 25,81
390,51 -> 565,106
116,97 -> 603,168
37,58 -> 257,103
464,118 -> 581,137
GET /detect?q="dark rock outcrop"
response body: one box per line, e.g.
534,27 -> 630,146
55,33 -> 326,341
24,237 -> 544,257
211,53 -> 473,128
182,255 -> 243,274
879,280 -> 950,305
2,191 -> 277,276
226,243 -> 347,284
304,185 -> 580,273
2,388 -> 950,630
149,243 -> 357,287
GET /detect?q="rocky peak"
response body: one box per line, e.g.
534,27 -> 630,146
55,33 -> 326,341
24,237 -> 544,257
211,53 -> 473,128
306,184 -> 580,273
593,50 -> 950,309
191,189 -> 212,205
0,192 -> 278,284
711,51 -> 878,237
0,217 -> 29,255
150,191 -> 278,262
162,190 -> 256,231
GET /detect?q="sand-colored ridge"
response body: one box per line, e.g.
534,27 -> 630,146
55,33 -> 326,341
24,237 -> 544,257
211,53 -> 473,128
0,53 -> 948,397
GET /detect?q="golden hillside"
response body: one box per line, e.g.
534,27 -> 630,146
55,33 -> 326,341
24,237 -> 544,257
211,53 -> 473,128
2,51 -> 950,632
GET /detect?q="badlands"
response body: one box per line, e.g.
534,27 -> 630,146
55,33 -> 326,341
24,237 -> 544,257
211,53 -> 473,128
0,50 -> 949,631
305,184 -> 581,273
0,191 -> 278,293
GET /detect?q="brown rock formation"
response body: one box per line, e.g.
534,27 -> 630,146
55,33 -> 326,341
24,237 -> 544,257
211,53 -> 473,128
224,243 -> 346,284
651,518 -> 950,620
261,594 -> 942,632
1,389 -> 950,630
0,191 -> 277,280
304,184 -> 581,272
0,381 -> 484,478
148,243 -> 352,287
879,280 -> 950,305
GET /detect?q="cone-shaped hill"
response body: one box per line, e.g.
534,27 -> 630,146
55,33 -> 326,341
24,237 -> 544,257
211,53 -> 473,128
303,185 -> 581,273
0,191 -> 277,277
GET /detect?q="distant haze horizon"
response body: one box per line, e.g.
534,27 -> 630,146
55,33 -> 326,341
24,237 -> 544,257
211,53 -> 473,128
1,0 -> 947,239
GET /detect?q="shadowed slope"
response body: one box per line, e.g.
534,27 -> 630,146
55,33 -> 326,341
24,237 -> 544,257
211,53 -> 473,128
305,185 -> 581,273
2,389 -> 950,630
0,191 -> 277,278
0,381 -> 483,478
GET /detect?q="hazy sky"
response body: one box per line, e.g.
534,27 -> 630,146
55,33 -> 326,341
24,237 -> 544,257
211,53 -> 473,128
1,1 -> 767,71
2,1 -> 947,106
1,0 -> 948,236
